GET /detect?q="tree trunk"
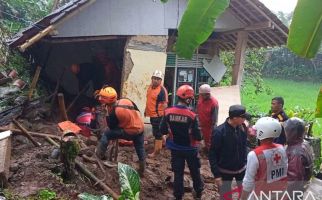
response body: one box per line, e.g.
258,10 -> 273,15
60,136 -> 80,181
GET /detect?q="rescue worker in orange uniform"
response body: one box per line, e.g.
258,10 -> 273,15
144,70 -> 168,157
160,85 -> 204,200
95,86 -> 146,176
241,117 -> 288,200
196,84 -> 218,151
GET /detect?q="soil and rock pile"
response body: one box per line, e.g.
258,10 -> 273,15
3,117 -> 220,200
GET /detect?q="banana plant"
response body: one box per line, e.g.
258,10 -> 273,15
161,0 -> 230,59
78,163 -> 140,200
287,0 -> 322,58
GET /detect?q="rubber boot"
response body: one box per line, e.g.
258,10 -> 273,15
138,160 -> 146,177
148,139 -> 163,158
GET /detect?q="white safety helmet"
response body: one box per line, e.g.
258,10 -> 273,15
254,117 -> 282,140
199,84 -> 211,94
152,70 -> 163,79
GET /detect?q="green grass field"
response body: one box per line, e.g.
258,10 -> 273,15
241,78 -> 322,137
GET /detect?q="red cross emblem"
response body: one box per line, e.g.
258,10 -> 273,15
273,153 -> 281,165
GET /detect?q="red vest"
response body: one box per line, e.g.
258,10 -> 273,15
254,143 -> 288,195
197,96 -> 218,128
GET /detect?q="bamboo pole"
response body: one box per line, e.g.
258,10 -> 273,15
28,66 -> 42,101
0,127 -> 61,140
18,26 -> 55,52
75,160 -> 119,199
12,119 -> 40,147
57,93 -> 68,121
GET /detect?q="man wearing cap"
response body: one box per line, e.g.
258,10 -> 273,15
208,105 -> 250,199
145,70 -> 168,158
197,84 -> 218,151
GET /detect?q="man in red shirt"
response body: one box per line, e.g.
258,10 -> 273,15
144,70 -> 168,157
196,84 -> 218,151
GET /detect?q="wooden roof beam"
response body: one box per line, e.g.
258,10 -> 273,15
248,33 -> 265,47
260,31 -> 279,46
246,0 -> 288,37
229,4 -> 252,24
267,30 -> 286,44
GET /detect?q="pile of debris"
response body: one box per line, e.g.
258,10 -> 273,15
0,75 -> 222,200
0,115 -> 220,200
0,69 -> 26,104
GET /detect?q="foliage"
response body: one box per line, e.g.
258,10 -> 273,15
0,0 -> 52,106
263,47 -> 322,82
286,106 -> 319,136
118,162 -> 140,200
316,87 -> 322,118
287,0 -> 322,58
219,49 -> 271,95
313,157 -> 322,177
77,163 -> 141,200
78,193 -> 112,200
37,189 -> 56,200
241,78 -> 322,134
275,11 -> 293,27
0,0 -> 53,33
175,0 -> 230,59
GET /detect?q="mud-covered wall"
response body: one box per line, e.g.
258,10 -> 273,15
121,36 -> 167,122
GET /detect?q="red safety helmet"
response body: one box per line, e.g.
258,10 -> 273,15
176,85 -> 194,99
76,111 -> 93,137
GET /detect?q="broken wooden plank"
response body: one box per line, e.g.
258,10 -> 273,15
0,131 -> 12,187
58,93 -> 68,121
28,66 -> 42,101
12,119 -> 40,147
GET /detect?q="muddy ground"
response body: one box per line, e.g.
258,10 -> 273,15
3,118 -> 222,200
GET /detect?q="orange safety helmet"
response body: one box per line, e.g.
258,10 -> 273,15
98,86 -> 117,104
176,85 -> 194,99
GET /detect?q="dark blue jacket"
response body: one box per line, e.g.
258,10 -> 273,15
208,119 -> 247,178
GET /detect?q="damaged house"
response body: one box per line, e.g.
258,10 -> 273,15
7,0 -> 288,120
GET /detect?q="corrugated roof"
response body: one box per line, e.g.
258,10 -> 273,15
8,0 -> 289,51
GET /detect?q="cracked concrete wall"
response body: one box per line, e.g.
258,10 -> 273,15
121,36 -> 167,122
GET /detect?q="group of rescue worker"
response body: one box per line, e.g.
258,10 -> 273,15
90,69 -> 314,200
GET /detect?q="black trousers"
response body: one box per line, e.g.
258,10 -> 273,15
150,117 -> 163,140
171,149 -> 204,199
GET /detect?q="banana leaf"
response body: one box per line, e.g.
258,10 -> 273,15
118,162 -> 140,200
175,0 -> 230,59
315,87 -> 322,118
287,0 -> 322,58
